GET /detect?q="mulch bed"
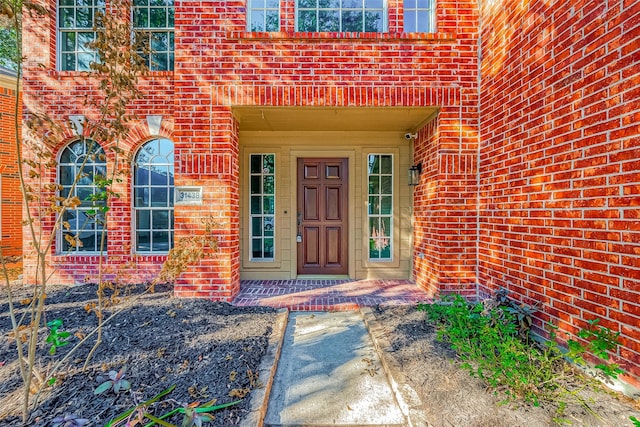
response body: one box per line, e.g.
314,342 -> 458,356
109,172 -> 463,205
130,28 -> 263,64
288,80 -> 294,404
1,283 -> 639,426
0,283 -> 277,426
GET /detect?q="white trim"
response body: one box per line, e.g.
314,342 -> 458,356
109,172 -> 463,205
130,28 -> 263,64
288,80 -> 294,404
131,137 -> 175,254
56,138 -> 107,254
295,0 -> 388,32
366,153 -> 394,262
248,153 -> 277,262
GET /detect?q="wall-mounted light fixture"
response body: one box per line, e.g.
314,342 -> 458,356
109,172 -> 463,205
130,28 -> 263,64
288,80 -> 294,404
408,163 -> 422,186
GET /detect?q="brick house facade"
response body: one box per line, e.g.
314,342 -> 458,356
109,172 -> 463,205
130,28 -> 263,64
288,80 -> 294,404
0,68 -> 22,260
22,1 -> 640,380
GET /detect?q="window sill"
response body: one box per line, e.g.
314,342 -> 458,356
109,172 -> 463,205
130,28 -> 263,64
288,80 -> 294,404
50,70 -> 174,78
53,253 -> 104,259
227,31 -> 456,42
52,253 -> 168,261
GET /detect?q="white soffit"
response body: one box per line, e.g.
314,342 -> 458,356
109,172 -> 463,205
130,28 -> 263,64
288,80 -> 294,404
232,107 -> 438,132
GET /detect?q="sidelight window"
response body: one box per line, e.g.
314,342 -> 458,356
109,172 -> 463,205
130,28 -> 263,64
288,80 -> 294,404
367,154 -> 392,261
249,154 -> 275,261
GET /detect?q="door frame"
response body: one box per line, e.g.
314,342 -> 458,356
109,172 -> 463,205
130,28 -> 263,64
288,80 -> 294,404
290,149 -> 356,279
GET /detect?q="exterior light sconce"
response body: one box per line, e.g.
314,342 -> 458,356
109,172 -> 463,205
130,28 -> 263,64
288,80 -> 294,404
408,163 -> 422,186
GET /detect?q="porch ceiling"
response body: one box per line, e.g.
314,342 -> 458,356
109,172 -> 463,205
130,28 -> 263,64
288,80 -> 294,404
232,106 -> 438,132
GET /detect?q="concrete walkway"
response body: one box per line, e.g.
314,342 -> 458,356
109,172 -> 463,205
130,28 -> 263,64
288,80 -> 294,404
264,311 -> 407,426
236,280 -> 432,426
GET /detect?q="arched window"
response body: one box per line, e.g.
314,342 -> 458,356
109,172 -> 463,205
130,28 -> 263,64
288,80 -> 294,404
133,138 -> 174,252
58,139 -> 107,253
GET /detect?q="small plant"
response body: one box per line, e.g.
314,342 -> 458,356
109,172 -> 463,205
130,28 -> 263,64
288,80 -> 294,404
105,385 -> 175,427
94,366 -> 131,395
104,385 -> 240,427
180,401 -> 216,427
46,319 -> 72,355
481,288 -> 539,338
419,294 -> 625,411
51,413 -> 90,427
630,416 -> 640,427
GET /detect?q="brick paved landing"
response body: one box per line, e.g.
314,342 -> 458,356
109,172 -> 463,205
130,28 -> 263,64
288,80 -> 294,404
232,279 -> 432,311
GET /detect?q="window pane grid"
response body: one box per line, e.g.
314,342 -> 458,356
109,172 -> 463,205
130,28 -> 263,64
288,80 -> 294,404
58,0 -> 104,70
58,139 -> 107,253
248,0 -> 280,31
134,138 -> 175,253
133,0 -> 174,71
404,0 -> 435,33
249,154 -> 275,261
367,154 -> 392,261
296,0 -> 385,32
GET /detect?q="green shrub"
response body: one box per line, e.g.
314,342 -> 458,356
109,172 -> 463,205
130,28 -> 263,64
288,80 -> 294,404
418,294 -> 624,408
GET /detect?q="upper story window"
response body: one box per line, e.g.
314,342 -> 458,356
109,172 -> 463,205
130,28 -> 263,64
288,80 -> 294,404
133,0 -> 174,71
133,138 -> 174,252
248,0 -> 280,32
58,139 -> 107,253
58,0 -> 105,71
403,0 -> 435,33
296,0 -> 386,32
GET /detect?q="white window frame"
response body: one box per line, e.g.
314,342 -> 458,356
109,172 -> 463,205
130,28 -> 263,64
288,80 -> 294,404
133,138 -> 175,253
247,0 -> 281,32
403,0 -> 435,33
57,0 -> 105,71
132,0 -> 175,71
367,153 -> 393,262
57,138 -> 107,254
249,153 -> 276,262
295,0 -> 388,32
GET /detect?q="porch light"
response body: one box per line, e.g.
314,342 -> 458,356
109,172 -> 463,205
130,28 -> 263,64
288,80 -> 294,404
408,163 -> 422,186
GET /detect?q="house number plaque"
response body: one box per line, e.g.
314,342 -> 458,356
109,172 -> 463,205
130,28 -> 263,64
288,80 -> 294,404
175,187 -> 203,205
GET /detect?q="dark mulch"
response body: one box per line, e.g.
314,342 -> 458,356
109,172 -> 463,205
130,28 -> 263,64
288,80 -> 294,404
2,284 -> 639,427
0,283 -> 277,426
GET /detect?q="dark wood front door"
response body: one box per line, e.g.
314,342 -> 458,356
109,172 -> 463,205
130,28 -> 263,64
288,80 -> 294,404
297,158 -> 348,275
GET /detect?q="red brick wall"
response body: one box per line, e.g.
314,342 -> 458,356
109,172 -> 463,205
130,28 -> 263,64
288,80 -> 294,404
0,79 -> 22,259
23,0 -> 480,297
413,107 -> 479,298
479,0 -> 640,379
21,0 -> 176,285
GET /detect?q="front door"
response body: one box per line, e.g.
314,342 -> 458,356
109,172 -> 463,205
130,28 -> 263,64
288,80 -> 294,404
297,158 -> 348,275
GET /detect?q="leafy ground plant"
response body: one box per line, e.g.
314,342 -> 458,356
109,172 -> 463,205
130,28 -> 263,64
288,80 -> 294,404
418,294 -> 625,413
51,413 -> 90,427
94,366 -> 132,395
104,384 -> 240,427
46,319 -> 72,355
